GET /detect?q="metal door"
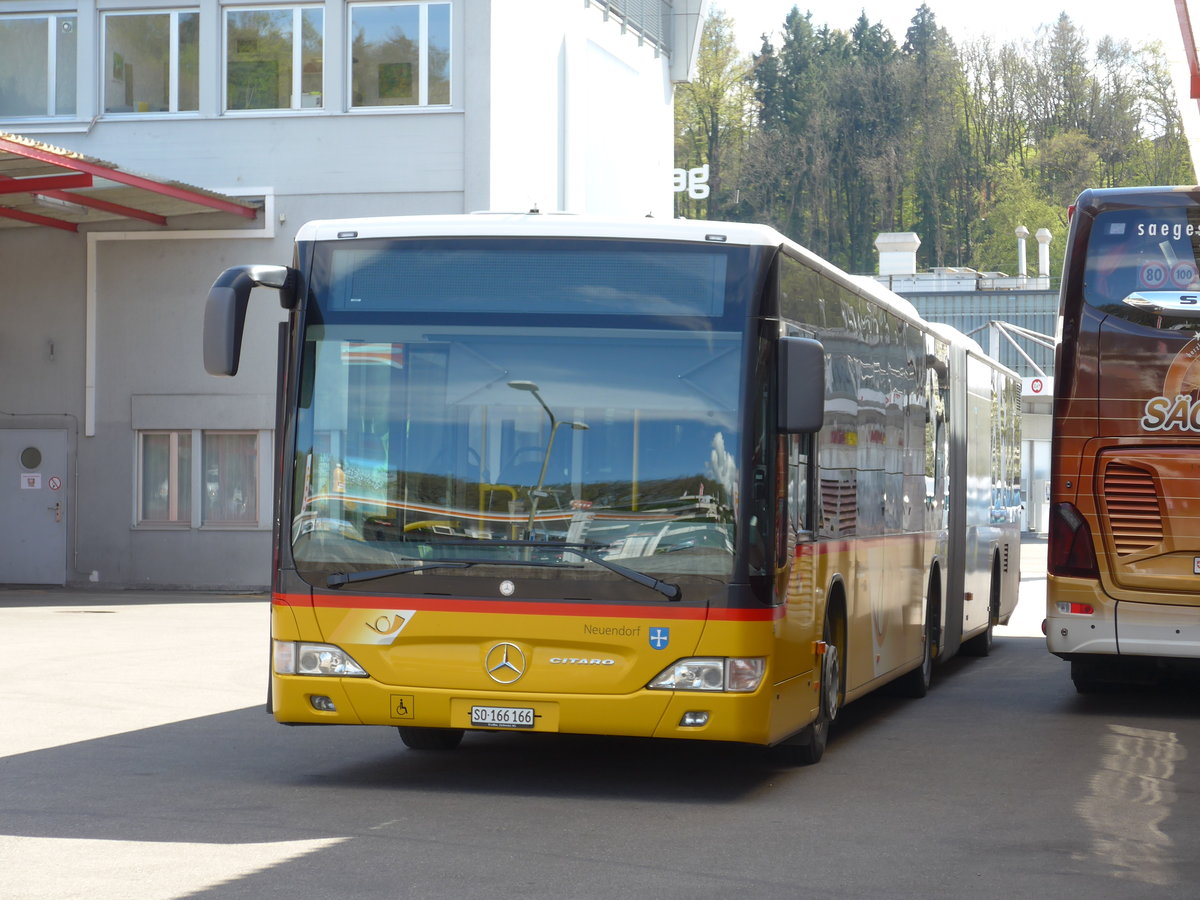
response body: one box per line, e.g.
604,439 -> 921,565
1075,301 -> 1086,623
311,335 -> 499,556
0,430 -> 67,585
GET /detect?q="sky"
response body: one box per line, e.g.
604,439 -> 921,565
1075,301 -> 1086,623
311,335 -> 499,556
726,1 -> 1187,58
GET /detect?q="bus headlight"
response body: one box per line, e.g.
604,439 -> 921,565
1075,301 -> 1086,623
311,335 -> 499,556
274,641 -> 369,677
647,657 -> 765,692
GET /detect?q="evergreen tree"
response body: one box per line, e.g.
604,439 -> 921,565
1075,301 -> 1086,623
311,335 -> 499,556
673,9 -> 752,219
676,5 -> 1196,277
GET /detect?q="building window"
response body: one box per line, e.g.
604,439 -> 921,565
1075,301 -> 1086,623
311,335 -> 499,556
0,14 -> 77,118
138,430 -> 261,527
349,2 -> 450,108
225,6 -> 324,111
103,10 -> 199,114
140,431 -> 193,524
202,432 -> 258,524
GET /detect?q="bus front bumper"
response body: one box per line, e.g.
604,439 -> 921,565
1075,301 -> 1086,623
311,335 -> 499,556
271,672 -> 816,747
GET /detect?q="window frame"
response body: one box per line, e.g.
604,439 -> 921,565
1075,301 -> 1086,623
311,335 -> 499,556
0,12 -> 77,120
346,0 -> 452,111
101,7 -> 200,116
136,428 -> 272,530
223,4 -> 325,113
136,429 -> 194,527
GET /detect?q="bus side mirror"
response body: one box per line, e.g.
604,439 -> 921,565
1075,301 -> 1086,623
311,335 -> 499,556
779,336 -> 825,434
203,264 -> 296,376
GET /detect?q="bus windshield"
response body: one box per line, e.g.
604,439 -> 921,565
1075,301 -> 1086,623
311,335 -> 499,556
289,238 -> 751,588
1083,207 -> 1200,332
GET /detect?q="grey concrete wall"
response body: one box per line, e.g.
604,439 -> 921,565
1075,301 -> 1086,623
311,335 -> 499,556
77,190 -> 466,590
49,114 -> 468,203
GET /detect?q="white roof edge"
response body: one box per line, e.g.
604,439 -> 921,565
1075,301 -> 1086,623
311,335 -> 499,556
295,213 -> 786,246
843,274 -> 924,325
924,320 -> 1021,378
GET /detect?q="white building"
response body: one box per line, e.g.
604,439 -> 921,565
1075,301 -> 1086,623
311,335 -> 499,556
0,0 -> 706,588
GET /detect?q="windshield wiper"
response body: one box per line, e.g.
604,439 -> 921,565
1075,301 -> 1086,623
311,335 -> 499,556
326,554 -> 575,588
326,540 -> 682,601
437,539 -> 682,601
557,544 -> 682,601
327,561 -> 473,588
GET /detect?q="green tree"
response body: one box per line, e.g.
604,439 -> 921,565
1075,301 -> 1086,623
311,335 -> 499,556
673,8 -> 753,219
973,159 -> 1066,278
1025,13 -> 1092,140
901,4 -> 964,267
678,5 -> 1195,277
1089,37 -> 1140,185
1132,41 -> 1196,185
741,9 -> 837,244
1035,130 -> 1100,206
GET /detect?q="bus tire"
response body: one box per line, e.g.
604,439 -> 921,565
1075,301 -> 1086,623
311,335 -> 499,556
962,558 -> 1000,657
892,600 -> 933,698
398,726 -> 464,750
782,604 -> 844,766
1070,659 -> 1117,694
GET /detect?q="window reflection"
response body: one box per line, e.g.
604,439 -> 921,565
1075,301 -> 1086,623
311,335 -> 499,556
292,329 -> 740,579
349,2 -> 451,108
226,6 -> 324,111
104,11 -> 199,114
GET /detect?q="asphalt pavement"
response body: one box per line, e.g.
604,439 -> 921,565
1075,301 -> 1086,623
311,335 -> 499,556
0,537 -> 1053,899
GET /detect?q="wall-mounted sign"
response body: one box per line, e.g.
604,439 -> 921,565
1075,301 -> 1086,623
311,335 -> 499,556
21,474 -> 41,490
1024,376 -> 1053,397
672,164 -> 710,200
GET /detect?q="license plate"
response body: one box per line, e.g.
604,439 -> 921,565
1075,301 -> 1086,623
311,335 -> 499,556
470,705 -> 535,728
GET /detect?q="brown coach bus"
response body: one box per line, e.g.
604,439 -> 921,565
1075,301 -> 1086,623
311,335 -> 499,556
1048,187 -> 1200,691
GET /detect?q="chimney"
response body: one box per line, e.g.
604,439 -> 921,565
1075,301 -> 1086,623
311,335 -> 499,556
1015,225 -> 1029,278
875,232 -> 921,276
1036,228 -> 1052,278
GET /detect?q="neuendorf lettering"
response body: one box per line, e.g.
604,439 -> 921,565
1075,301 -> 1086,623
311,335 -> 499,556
583,624 -> 642,637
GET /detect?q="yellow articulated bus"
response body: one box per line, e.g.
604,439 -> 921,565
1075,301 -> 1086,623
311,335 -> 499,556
204,214 -> 1020,763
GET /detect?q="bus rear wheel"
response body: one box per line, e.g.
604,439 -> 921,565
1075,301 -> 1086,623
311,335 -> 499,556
962,562 -> 1000,657
398,726 -> 464,750
891,604 -> 933,698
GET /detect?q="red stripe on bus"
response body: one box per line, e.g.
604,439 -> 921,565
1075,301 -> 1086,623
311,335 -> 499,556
273,591 -> 783,621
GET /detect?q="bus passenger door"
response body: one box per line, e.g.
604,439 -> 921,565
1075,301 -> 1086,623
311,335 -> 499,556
781,433 -> 819,663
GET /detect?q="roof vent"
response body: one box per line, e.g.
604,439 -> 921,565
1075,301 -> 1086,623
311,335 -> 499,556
875,232 -> 921,276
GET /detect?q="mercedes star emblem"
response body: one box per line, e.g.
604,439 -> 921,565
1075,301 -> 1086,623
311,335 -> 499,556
484,642 -> 526,684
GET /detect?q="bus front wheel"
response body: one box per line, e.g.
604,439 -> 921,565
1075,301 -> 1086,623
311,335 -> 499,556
782,608 -> 843,765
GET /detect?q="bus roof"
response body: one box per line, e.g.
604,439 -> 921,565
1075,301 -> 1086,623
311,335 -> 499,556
924,319 -> 1020,377
1074,185 -> 1200,211
292,212 -> 970,344
294,212 -> 788,247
